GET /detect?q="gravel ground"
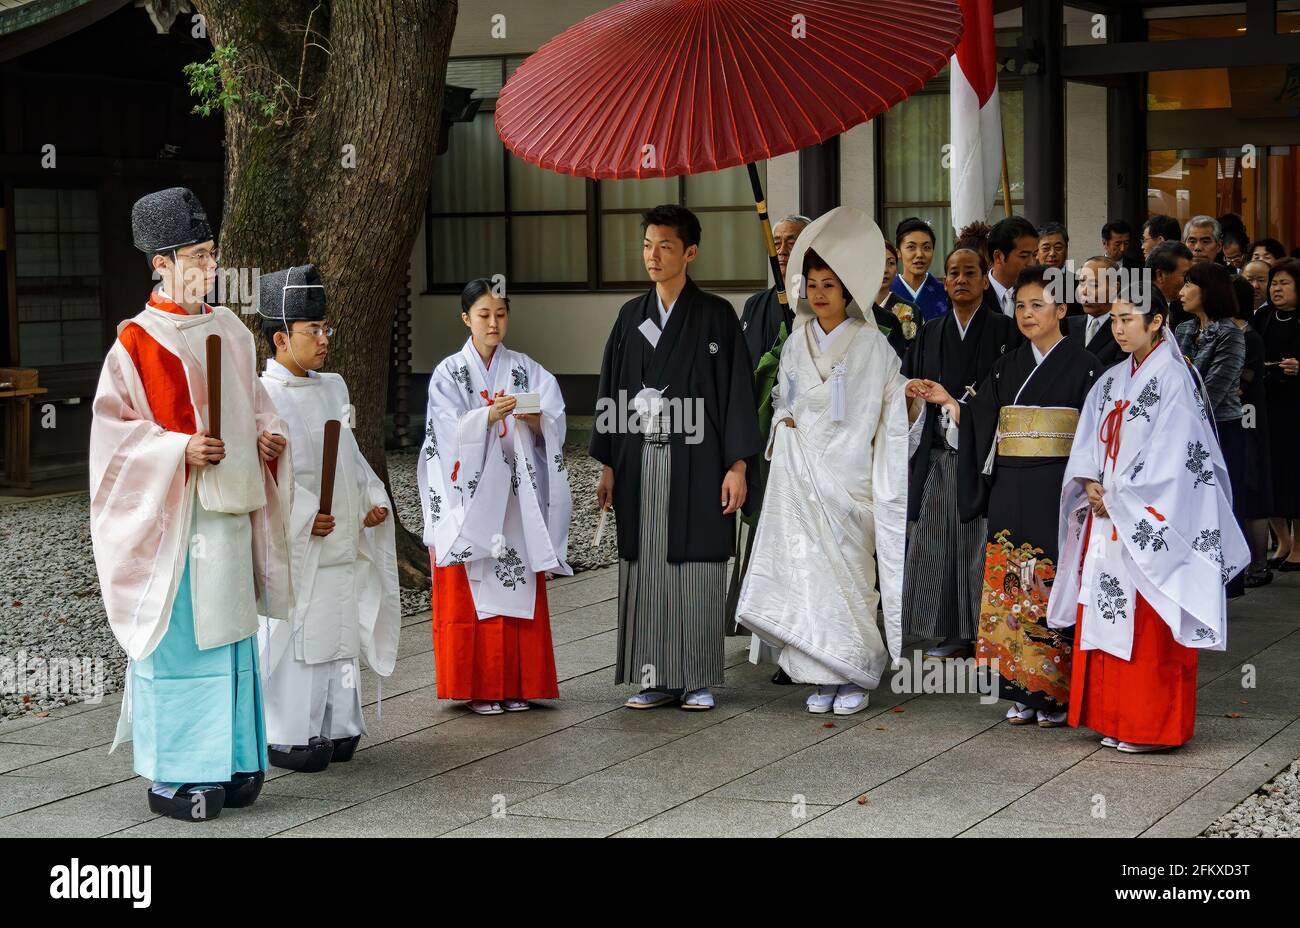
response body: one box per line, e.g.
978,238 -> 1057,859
0,444 -> 616,720
1204,758 -> 1300,837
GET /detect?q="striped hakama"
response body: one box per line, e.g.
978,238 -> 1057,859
616,436 -> 726,692
902,448 -> 985,641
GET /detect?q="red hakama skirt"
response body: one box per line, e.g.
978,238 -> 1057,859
1068,595 -> 1198,747
430,556 -> 560,701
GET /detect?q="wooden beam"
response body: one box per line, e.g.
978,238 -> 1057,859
1062,33 -> 1300,76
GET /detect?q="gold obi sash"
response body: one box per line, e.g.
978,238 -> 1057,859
995,406 -> 1079,458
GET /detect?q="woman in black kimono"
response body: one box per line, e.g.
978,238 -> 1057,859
1255,259 -> 1300,570
917,265 -> 1099,727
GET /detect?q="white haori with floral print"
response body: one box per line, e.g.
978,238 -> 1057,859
1047,332 -> 1249,658
418,339 -> 572,620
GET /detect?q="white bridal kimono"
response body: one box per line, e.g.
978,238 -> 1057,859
1046,332 -> 1249,657
736,207 -> 923,689
258,360 -> 400,745
418,340 -> 572,616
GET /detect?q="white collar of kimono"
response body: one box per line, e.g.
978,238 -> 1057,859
655,291 -> 676,328
151,287 -> 213,322
894,272 -> 929,302
265,356 -> 319,381
812,316 -> 852,351
1030,336 -> 1063,366
783,206 -> 885,331
462,338 -> 503,388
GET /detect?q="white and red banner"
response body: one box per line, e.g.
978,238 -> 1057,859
950,0 -> 1002,231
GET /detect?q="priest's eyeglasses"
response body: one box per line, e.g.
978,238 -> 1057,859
291,325 -> 334,339
177,247 -> 219,264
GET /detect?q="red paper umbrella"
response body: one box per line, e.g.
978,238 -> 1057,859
495,0 -> 963,180
495,0 -> 963,311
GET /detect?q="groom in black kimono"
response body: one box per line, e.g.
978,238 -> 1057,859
591,204 -> 762,711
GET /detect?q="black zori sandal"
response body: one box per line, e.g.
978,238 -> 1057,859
222,771 -> 265,808
330,735 -> 362,763
147,784 -> 226,822
269,736 -> 335,773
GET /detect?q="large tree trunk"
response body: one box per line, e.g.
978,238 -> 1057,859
196,0 -> 457,588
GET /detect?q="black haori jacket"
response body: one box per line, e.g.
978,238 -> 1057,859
590,278 -> 762,563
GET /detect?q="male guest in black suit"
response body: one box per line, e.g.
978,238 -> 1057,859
982,216 -> 1039,318
1066,255 -> 1126,367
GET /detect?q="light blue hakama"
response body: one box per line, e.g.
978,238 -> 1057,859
130,556 -> 267,783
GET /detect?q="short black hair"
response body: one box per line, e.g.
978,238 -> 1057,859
1037,221 -> 1069,242
895,216 -> 936,248
802,248 -> 852,306
1102,219 -> 1132,241
1147,240 -> 1194,273
1269,258 -> 1300,293
460,277 -> 510,314
943,244 -> 989,276
261,316 -> 324,353
1222,226 -> 1248,252
1011,264 -> 1057,303
1184,260 -> 1238,321
1230,275 -> 1256,322
1143,214 -> 1181,243
641,204 -> 701,250
1248,238 -> 1287,261
988,216 -> 1038,263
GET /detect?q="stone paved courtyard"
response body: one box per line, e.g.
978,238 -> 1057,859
0,564 -> 1296,838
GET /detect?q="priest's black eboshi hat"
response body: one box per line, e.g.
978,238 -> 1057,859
257,264 -> 327,323
131,187 -> 213,254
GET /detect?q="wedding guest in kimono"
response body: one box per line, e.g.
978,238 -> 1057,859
740,214 -> 808,369
419,279 -> 572,715
591,204 -> 762,711
1046,288 -> 1249,752
917,265 -> 1098,726
874,241 -> 915,356
1255,259 -> 1300,571
890,217 -> 949,323
258,265 -> 400,771
1229,275 -> 1274,588
901,236 -> 1022,660
735,208 -> 925,715
983,216 -> 1039,317
1175,261 -> 1247,597
92,187 -> 291,820
1066,257 -> 1126,367
731,214 -> 807,681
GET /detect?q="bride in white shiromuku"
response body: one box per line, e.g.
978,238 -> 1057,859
735,207 -> 925,715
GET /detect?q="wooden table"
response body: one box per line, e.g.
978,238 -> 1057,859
0,387 -> 49,488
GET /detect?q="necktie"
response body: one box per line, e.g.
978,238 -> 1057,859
1086,317 -> 1100,345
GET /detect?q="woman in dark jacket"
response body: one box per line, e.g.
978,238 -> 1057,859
1177,261 -> 1247,596
1231,275 -> 1273,586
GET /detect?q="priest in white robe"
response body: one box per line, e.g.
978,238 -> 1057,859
92,188 -> 291,821
257,265 -> 400,772
736,207 -> 925,715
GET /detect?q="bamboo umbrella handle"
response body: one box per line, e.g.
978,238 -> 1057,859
747,162 -> 789,308
206,334 -> 221,465
318,419 -> 342,516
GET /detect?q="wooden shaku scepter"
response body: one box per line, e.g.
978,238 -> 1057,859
206,334 -> 221,465
318,419 -> 342,515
